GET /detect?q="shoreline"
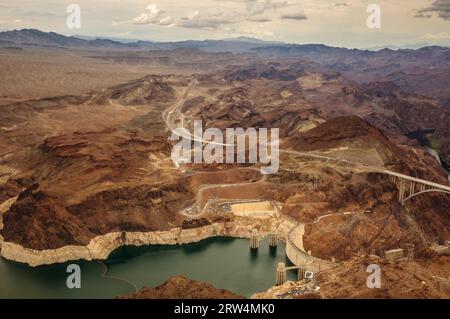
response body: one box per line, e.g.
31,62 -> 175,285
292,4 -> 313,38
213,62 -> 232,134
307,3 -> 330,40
0,196 -> 17,251
0,214 -> 298,267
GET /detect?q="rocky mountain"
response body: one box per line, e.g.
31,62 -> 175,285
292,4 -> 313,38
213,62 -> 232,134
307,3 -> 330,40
222,61 -> 337,82
88,75 -> 176,106
279,117 -> 450,261
381,69 -> 450,112
286,116 -> 404,164
254,44 -> 450,112
257,61 -> 450,167
198,61 -> 450,168
3,29 -> 449,113
0,29 -> 282,53
117,275 -> 245,299
0,76 -> 193,250
1,130 -> 192,250
0,29 -> 449,300
253,44 -> 450,70
187,69 -> 323,138
0,29 -> 136,49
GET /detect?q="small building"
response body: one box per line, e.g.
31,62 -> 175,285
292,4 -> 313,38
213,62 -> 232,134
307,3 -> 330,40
304,271 -> 314,282
385,248 -> 404,263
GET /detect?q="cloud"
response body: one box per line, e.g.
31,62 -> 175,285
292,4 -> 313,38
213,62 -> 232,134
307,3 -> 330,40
414,12 -> 432,19
122,1 -> 304,32
246,0 -> 288,15
178,0 -> 288,30
281,12 -> 308,20
178,10 -> 239,29
415,0 -> 450,20
421,31 -> 450,41
247,15 -> 272,22
132,4 -> 175,26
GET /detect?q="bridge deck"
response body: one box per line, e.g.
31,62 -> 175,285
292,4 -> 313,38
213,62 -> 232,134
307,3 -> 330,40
380,170 -> 450,192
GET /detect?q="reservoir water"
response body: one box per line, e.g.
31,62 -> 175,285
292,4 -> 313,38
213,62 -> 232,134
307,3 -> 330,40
0,237 -> 296,299
406,130 -> 450,181
425,146 -> 450,182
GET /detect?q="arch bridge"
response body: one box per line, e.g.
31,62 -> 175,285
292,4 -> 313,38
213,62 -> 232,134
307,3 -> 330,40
385,171 -> 450,204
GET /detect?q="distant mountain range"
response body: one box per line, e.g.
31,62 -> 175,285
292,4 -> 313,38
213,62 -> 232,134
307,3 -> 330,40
2,28 -> 448,54
2,29 -> 450,114
0,29 -> 135,49
0,29 -> 285,53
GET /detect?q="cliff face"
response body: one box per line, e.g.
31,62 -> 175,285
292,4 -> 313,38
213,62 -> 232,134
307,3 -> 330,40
309,80 -> 450,166
0,115 -> 196,250
286,116 -> 403,165
117,275 -> 245,299
286,115 -> 449,180
183,74 -> 321,139
2,188 -> 94,249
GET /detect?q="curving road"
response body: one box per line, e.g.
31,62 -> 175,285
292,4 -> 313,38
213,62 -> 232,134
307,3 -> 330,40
195,167 -> 267,214
162,82 -> 450,210
163,79 -> 450,194
158,78 -> 450,272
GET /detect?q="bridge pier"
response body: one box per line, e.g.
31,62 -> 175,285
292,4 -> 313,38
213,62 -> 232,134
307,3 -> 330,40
276,262 -> 287,286
406,243 -> 415,262
410,181 -> 415,197
399,179 -> 405,202
250,228 -> 259,250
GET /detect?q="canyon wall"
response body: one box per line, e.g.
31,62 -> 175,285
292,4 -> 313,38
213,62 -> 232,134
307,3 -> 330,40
0,214 -> 297,267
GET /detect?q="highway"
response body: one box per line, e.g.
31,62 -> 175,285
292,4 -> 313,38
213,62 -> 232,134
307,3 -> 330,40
159,79 -> 450,272
162,79 -> 450,199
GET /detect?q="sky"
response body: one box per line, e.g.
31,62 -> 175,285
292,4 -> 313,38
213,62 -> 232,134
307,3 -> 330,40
0,0 -> 450,48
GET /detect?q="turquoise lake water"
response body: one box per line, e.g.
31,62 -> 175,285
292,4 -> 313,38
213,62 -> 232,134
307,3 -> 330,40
0,237 -> 296,298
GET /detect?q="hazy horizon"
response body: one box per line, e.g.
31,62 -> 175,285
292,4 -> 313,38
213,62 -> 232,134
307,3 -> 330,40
1,0 -> 450,49
2,27 -> 449,52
